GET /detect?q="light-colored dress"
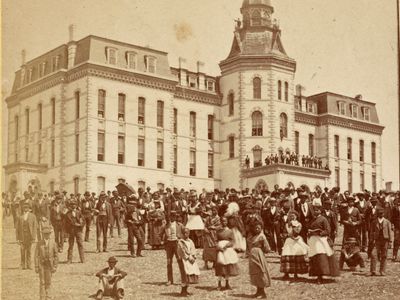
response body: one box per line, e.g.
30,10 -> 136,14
177,238 -> 200,284
215,228 -> 239,277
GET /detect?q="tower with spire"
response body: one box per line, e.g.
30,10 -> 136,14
219,0 -> 297,189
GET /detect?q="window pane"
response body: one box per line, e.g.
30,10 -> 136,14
280,113 -> 288,138
252,111 -> 263,136
173,147 -> 177,174
229,137 -> 234,158
118,94 -> 125,121
359,140 -> 364,162
208,115 -> 213,140
190,112 -> 196,137
371,142 -> 376,164
118,136 -> 125,164
138,97 -> 145,124
98,132 -> 105,161
157,141 -> 163,169
295,131 -> 299,154
347,138 -> 352,160
284,82 -> 289,101
309,134 -> 314,156
75,134 -> 79,162
253,77 -> 261,99
173,108 -> 178,134
228,93 -> 234,116
208,153 -> 213,178
334,135 -> 339,157
278,81 -> 282,100
98,90 -> 106,118
157,101 -> 164,127
138,138 -> 145,166
75,91 -> 80,119
190,150 -> 196,176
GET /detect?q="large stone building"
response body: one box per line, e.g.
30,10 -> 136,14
4,0 -> 384,195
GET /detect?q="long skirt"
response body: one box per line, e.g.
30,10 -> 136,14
182,259 -> 200,284
231,228 -> 246,252
148,221 -> 163,247
280,255 -> 309,274
215,241 -> 239,277
203,231 -> 217,262
308,236 -> 340,277
249,247 -> 271,288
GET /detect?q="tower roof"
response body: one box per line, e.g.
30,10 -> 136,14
242,0 -> 273,8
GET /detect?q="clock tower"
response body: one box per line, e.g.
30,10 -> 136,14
219,0 -> 297,189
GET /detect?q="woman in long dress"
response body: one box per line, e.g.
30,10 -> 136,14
202,207 -> 221,269
177,228 -> 200,297
280,212 -> 309,279
215,217 -> 239,291
247,221 -> 271,299
186,196 -> 204,248
308,205 -> 340,284
147,200 -> 165,249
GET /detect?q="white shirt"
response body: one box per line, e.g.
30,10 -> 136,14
283,215 -> 288,222
372,207 -> 376,214
23,212 -> 29,221
270,206 -> 276,215
107,268 -> 115,276
348,207 -> 354,215
326,211 -> 331,217
302,203 -> 308,216
72,211 -> 76,218
378,218 -> 384,224
359,200 -> 365,208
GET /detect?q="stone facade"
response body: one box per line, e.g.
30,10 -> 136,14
3,0 -> 384,195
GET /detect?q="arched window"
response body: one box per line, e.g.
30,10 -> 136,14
278,80 -> 282,100
252,145 -> 262,167
253,77 -> 261,99
228,93 -> 234,116
284,82 -> 289,101
280,113 -> 288,139
251,10 -> 262,26
251,111 -> 263,136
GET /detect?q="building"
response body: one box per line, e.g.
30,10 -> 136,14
3,0 -> 384,195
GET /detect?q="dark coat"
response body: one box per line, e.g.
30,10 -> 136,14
34,238 -> 58,271
370,218 -> 391,241
16,212 -> 37,242
391,206 -> 400,230
64,210 -> 84,234
96,267 -> 127,279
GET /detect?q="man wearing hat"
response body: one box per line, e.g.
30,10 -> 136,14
391,197 -> 400,261
341,197 -> 362,244
95,256 -> 127,300
365,196 -> 381,258
295,191 -> 314,242
110,190 -> 125,238
262,197 -> 282,254
322,200 -> 338,245
339,237 -> 365,271
16,202 -> 38,269
64,200 -> 85,263
369,207 -> 391,276
81,191 -> 94,242
50,194 -> 66,253
125,202 -> 144,257
94,191 -> 112,253
34,226 -> 58,300
355,193 -> 369,252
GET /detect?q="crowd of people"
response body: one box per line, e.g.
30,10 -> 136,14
245,152 -> 329,170
2,183 -> 400,299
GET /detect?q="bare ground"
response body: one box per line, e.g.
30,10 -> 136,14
2,216 -> 400,300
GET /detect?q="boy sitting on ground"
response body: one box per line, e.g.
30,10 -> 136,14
95,256 -> 127,300
339,238 -> 365,271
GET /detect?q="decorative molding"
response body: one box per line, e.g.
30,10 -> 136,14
4,162 -> 48,174
174,86 -> 221,106
242,163 -> 331,179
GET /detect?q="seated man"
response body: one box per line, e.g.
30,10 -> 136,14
95,256 -> 127,300
339,238 -> 365,271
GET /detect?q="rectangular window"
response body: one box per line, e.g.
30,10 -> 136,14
308,134 -> 314,156
284,82 -> 289,101
208,115 -> 214,140
98,90 -> 106,118
207,80 -> 215,92
127,52 -> 136,69
97,177 -> 105,194
229,136 -> 235,158
74,177 -> 79,195
75,134 -> 79,162
146,56 -> 156,73
138,97 -> 145,124
190,112 -> 196,137
51,56 -> 60,72
173,108 -> 178,134
372,173 -> 377,192
75,91 -> 80,119
51,139 -> 55,167
118,135 -> 125,164
362,107 -> 370,121
173,146 -> 177,174
38,104 -> 42,130
39,62 -> 46,77
208,153 -> 214,178
38,143 -> 42,163
157,101 -> 164,128
334,135 -> 339,157
118,93 -> 125,121
15,116 -> 19,141
190,150 -> 196,176
348,170 -> 352,193
25,108 -> 30,134
295,97 -> 301,110
338,102 -> 346,115
351,104 -> 358,118
347,138 -> 352,160
97,132 -> 105,161
295,131 -> 299,154
307,102 -> 314,113
157,141 -> 164,169
371,142 -> 376,164
138,181 -> 146,190
188,76 -> 196,88
51,98 -> 56,125
278,81 -> 282,100
138,138 -> 145,166
359,140 -> 364,162
335,168 -> 340,187
107,48 -> 117,65
360,172 -> 365,191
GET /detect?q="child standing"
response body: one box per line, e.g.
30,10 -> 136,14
177,228 -> 200,297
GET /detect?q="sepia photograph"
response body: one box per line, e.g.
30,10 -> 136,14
1,0 -> 400,299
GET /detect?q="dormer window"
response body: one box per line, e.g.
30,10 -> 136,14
126,51 -> 137,69
251,10 -> 262,26
20,68 -> 26,86
188,76 -> 197,88
28,68 -> 34,83
350,104 -> 358,118
51,55 -> 60,72
295,97 -> 301,110
338,101 -> 346,115
39,62 -> 46,77
207,80 -> 215,92
145,56 -> 157,73
307,102 -> 315,113
106,47 -> 118,65
362,107 -> 370,121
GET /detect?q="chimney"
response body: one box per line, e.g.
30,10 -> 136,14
67,24 -> 77,69
21,49 -> 26,65
355,94 -> 362,100
197,61 -> 205,90
178,57 -> 187,87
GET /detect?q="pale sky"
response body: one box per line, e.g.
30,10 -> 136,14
2,0 -> 399,189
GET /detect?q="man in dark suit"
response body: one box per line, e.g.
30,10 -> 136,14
34,226 -> 58,300
365,196 -> 381,258
161,211 -> 185,286
81,191 -> 94,242
32,192 -> 51,240
110,190 -> 125,238
295,191 -> 314,241
64,200 -> 85,263
16,203 -> 37,269
391,197 -> 400,261
50,195 -> 66,253
95,256 -> 127,300
370,208 -> 391,276
125,202 -> 144,257
262,198 -> 282,253
322,200 -> 338,245
341,197 -> 362,244
355,193 -> 369,252
94,192 -> 112,253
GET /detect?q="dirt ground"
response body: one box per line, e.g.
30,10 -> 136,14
2,216 -> 400,300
